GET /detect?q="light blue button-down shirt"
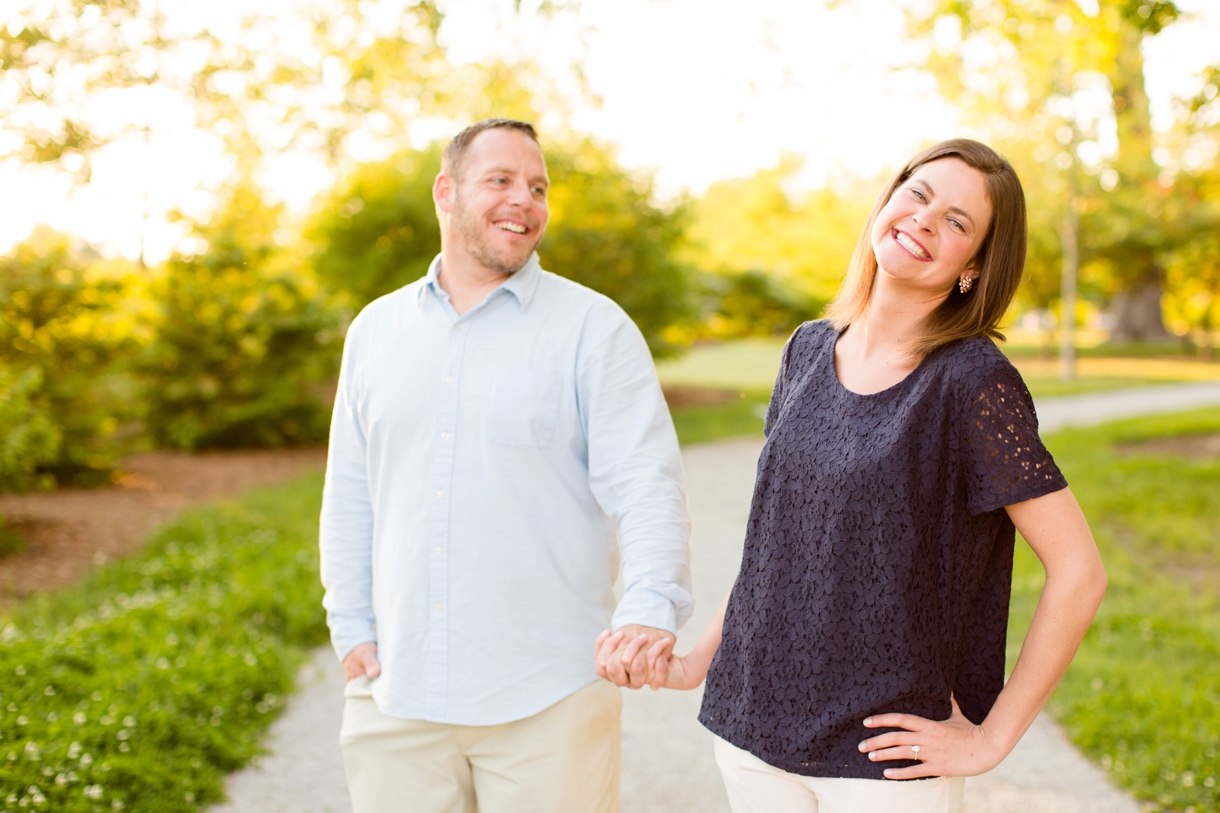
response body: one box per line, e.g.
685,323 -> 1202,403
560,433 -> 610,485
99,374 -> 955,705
319,253 -> 693,725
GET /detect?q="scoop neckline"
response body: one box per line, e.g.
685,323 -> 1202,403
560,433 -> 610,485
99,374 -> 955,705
827,324 -> 932,399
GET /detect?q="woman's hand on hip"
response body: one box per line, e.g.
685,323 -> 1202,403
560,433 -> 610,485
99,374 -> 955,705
857,696 -> 1004,779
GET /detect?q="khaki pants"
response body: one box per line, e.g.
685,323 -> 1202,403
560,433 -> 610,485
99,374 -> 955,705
714,735 -> 965,813
340,678 -> 621,813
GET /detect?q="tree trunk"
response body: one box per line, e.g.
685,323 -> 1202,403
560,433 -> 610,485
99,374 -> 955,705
1108,279 -> 1173,342
1102,10 -> 1173,341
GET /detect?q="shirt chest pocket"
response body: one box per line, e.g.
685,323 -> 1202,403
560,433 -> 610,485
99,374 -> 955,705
485,369 -> 561,448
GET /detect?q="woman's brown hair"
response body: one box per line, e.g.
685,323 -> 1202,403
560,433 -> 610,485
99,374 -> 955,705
824,139 -> 1027,359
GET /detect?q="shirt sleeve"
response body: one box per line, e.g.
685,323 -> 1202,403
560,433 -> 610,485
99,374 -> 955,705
318,317 -> 377,663
578,305 -> 694,633
763,326 -> 799,437
961,363 -> 1068,516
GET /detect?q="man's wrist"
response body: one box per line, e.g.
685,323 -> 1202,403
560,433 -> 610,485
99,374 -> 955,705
615,623 -> 674,641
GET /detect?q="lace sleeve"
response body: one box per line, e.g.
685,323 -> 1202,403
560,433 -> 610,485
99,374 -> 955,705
961,365 -> 1067,515
763,327 -> 798,437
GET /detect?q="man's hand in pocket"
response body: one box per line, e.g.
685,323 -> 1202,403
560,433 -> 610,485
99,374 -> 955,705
343,642 -> 381,681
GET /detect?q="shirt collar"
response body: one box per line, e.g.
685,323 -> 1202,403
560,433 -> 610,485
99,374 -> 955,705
418,252 -> 543,310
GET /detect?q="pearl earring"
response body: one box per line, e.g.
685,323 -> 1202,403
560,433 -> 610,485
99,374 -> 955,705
959,276 -> 973,294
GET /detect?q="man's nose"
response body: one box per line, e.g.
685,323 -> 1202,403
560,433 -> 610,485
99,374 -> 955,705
506,178 -> 532,206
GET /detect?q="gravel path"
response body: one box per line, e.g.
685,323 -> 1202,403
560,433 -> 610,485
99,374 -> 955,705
208,382 -> 1220,813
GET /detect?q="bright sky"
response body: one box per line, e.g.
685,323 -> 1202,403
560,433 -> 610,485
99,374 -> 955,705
0,0 -> 1218,262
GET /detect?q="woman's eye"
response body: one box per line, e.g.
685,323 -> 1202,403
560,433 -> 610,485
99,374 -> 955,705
949,219 -> 965,232
911,188 -> 927,202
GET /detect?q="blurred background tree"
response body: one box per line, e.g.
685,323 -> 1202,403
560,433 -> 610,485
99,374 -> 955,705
307,146 -> 444,311
138,186 -> 340,451
904,0 -> 1186,341
685,155 -> 872,304
0,228 -> 141,484
0,0 -> 448,177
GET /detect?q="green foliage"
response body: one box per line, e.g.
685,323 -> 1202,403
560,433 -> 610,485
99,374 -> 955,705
0,366 -> 61,493
1007,409 -> 1220,813
307,146 -> 443,308
691,270 -> 823,342
0,229 -> 139,484
0,0 -> 448,179
0,473 -> 327,812
140,188 -> 339,451
684,157 -> 873,303
1163,170 -> 1220,356
541,138 -> 693,357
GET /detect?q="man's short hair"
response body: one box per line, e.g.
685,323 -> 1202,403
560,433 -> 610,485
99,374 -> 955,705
441,118 -> 540,181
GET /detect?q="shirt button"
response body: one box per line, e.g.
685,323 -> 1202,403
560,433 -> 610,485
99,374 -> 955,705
434,546 -> 442,554
435,603 -> 442,611
454,324 -> 464,331
436,490 -> 444,498
445,376 -> 454,384
441,432 -> 450,440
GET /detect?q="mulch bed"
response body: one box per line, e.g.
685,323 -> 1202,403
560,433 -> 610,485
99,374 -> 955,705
1116,434 -> 1220,459
661,386 -> 742,409
0,448 -> 327,608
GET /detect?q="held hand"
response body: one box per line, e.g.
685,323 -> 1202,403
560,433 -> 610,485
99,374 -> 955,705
593,626 -> 674,689
343,641 -> 382,681
644,638 -> 708,691
857,696 -> 1004,779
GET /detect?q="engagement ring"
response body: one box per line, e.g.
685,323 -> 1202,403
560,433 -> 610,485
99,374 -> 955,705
910,745 -> 921,757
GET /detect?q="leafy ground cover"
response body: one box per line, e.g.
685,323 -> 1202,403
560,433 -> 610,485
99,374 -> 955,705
1009,408 -> 1220,813
0,474 -> 326,812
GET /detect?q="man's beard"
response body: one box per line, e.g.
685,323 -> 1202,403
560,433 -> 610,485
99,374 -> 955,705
451,196 -> 542,275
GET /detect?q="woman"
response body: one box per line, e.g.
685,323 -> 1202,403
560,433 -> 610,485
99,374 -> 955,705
596,139 -> 1107,813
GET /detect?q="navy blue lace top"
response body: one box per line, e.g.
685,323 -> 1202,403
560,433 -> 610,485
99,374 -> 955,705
697,319 -> 1067,779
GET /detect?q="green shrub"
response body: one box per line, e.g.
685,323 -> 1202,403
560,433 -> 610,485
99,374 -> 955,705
694,269 -> 824,341
0,365 -> 61,556
140,188 -> 340,450
0,474 -> 327,812
306,146 -> 443,310
0,229 -> 140,484
0,366 -> 61,493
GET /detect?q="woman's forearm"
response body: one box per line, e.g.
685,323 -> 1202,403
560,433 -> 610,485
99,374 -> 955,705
656,588 -> 731,690
686,589 -> 731,676
980,489 -> 1107,758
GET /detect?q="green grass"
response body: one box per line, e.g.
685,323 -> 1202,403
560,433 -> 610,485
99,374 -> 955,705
1008,409 -> 1220,813
670,390 -> 770,446
656,338 -> 787,392
0,474 -> 327,812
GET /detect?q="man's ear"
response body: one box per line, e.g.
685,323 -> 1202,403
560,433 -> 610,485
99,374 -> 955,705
433,172 -> 455,214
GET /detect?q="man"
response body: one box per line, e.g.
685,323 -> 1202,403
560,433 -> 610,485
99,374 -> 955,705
319,118 -> 693,813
